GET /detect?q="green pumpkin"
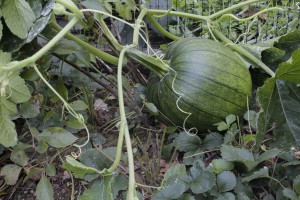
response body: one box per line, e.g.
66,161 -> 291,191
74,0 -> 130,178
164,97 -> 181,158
127,37 -> 252,131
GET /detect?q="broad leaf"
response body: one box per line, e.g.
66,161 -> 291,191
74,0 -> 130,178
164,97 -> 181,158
79,174 -> 128,200
174,132 -> 202,152
45,163 -> 56,177
8,73 -> 31,104
80,0 -> 108,13
63,156 -> 103,179
242,167 -> 269,183
10,149 -> 29,166
256,149 -> 281,163
216,171 -> 237,192
2,0 -> 36,39
202,132 -> 224,149
184,161 -> 216,194
268,81 -> 300,150
0,50 -> 11,64
220,145 -> 258,171
0,164 -> 22,185
35,176 -> 54,200
163,164 -> 186,182
276,49 -> 300,83
282,188 -> 298,200
212,159 -> 234,174
152,181 -> 186,200
70,100 -> 88,111
19,99 -> 40,118
0,96 -> 18,147
79,148 -> 115,171
39,127 -> 78,148
255,78 -> 276,150
274,30 -> 300,62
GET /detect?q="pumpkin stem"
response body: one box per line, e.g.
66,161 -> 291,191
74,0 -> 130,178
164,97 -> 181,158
126,48 -> 169,78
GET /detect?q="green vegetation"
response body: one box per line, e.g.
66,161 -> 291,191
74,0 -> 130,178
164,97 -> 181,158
0,0 -> 300,199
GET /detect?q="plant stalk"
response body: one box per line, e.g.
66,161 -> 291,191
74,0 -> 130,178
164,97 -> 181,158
212,29 -> 275,77
49,20 -> 119,66
209,0 -> 268,20
2,17 -> 80,71
146,15 -> 181,41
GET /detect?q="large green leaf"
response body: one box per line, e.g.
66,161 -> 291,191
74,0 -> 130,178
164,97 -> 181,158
35,176 -> 54,200
274,30 -> 300,62
78,174 -> 128,200
242,167 -> 269,183
8,73 -> 31,104
0,50 -> 11,64
257,80 -> 300,150
216,171 -> 237,192
2,0 -> 36,39
220,145 -> 258,171
184,161 -> 216,194
255,78 -> 276,150
174,132 -> 202,152
0,96 -> 18,147
0,164 -> 22,185
38,127 -> 78,148
79,148 -> 115,171
276,49 -> 300,83
63,156 -> 103,179
152,181 -> 187,200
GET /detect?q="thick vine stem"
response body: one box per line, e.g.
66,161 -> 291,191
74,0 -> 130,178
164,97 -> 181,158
1,17 -> 80,71
49,19 -> 119,66
212,29 -> 275,77
208,0 -> 268,20
146,15 -> 181,41
117,47 -> 137,200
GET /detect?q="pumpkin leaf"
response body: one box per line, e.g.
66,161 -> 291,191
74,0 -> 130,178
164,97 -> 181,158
0,164 -> 22,185
35,176 -> 54,200
0,96 -> 18,147
38,127 -> 78,148
78,174 -> 128,200
273,30 -> 300,62
282,188 -> 299,200
79,148 -> 115,171
8,73 -> 31,104
268,81 -> 300,150
255,78 -> 276,150
63,156 -> 103,179
19,98 -> 40,118
216,171 -> 237,192
276,49 -> 300,83
2,0 -> 36,39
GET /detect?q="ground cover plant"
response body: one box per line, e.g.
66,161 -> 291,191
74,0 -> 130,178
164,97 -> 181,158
0,0 -> 300,199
